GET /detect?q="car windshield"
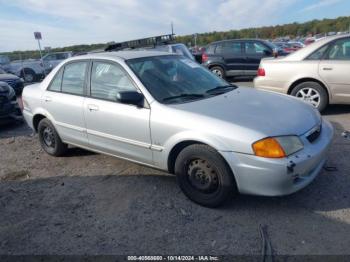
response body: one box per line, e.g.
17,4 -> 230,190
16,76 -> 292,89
126,55 -> 235,104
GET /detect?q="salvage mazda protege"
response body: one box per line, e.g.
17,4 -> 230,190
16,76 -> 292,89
22,51 -> 334,207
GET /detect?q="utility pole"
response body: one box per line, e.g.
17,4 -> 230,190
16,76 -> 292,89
171,21 -> 174,35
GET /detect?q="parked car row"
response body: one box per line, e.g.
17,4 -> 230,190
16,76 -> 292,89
0,52 -> 73,83
193,34 -> 349,112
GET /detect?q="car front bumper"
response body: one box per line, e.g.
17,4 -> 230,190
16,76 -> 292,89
220,119 -> 334,196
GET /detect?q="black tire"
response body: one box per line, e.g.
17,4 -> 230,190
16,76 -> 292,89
175,144 -> 237,207
210,66 -> 225,79
38,118 -> 67,156
290,81 -> 328,112
21,68 -> 37,83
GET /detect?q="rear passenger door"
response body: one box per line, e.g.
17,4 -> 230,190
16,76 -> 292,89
216,41 -> 245,75
83,60 -> 153,164
244,41 -> 273,74
43,60 -> 89,146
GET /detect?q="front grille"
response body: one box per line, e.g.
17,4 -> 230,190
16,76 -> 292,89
307,125 -> 322,143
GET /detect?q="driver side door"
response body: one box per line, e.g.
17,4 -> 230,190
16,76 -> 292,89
83,60 -> 153,165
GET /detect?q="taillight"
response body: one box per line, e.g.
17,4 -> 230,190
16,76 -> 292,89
202,53 -> 208,63
257,68 -> 265,77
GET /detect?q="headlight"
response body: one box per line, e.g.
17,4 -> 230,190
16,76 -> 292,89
252,136 -> 303,158
7,86 -> 16,100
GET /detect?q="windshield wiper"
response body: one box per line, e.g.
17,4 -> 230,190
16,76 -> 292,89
206,84 -> 238,95
162,93 -> 205,102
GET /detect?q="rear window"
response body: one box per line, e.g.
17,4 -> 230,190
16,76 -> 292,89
306,44 -> 330,60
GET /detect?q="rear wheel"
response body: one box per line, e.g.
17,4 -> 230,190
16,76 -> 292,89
291,81 -> 328,112
175,144 -> 237,207
210,66 -> 225,79
38,118 -> 67,156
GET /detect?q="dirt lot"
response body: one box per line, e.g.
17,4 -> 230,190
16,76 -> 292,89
0,89 -> 350,256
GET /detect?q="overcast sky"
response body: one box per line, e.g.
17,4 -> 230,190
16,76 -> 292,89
0,0 -> 349,52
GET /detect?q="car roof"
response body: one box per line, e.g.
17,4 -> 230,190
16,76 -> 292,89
284,34 -> 350,61
69,50 -> 175,61
210,39 -> 266,45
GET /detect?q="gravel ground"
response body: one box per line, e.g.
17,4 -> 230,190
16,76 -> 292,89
0,86 -> 350,256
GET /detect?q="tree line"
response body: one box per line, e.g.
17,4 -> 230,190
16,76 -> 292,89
1,16 -> 350,61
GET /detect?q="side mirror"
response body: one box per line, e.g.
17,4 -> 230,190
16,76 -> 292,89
116,91 -> 144,107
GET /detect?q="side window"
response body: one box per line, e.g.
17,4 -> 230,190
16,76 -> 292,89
245,42 -> 270,55
90,62 -> 136,101
215,42 -> 241,54
61,62 -> 87,95
222,42 -> 242,54
48,68 -> 63,91
215,44 -> 223,54
306,44 -> 330,60
206,44 -> 215,54
325,38 -> 350,60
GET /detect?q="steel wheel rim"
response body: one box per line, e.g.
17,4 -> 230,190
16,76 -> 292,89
43,126 -> 55,148
296,87 -> 321,108
211,69 -> 222,78
187,159 -> 219,193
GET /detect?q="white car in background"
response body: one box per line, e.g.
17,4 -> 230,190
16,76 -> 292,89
254,34 -> 350,111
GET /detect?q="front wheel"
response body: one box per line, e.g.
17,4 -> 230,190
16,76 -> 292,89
38,118 -> 67,156
175,144 -> 237,207
291,82 -> 328,112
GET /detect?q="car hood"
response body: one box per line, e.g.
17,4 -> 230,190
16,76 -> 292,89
0,73 -> 19,80
171,87 -> 320,137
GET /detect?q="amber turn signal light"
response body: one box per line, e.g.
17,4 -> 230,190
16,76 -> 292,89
252,137 -> 286,158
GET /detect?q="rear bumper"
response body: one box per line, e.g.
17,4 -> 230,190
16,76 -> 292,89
22,109 -> 34,130
253,77 -> 289,94
221,119 -> 334,196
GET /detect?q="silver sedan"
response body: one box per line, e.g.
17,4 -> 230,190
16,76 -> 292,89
22,51 -> 333,207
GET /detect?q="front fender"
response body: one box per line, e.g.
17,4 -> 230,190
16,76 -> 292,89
154,130 -> 233,170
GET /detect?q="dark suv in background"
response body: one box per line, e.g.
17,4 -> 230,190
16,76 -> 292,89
202,39 -> 286,78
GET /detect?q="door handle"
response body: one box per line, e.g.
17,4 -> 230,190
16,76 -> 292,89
44,96 -> 52,102
322,67 -> 333,71
87,104 -> 99,111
